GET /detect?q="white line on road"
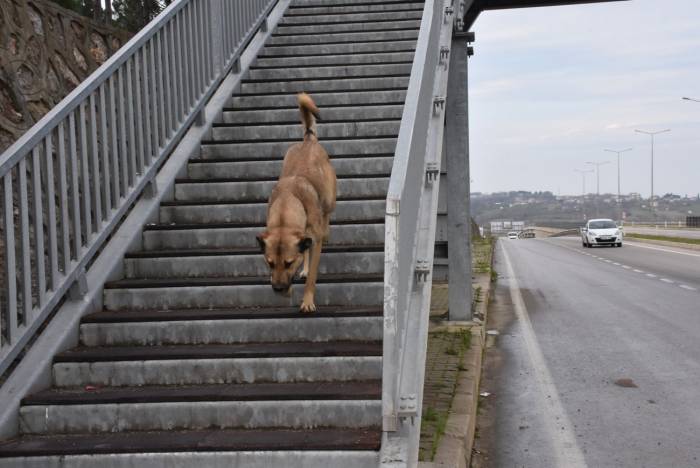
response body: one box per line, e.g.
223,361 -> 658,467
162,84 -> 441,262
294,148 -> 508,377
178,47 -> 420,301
622,265 -> 631,269
613,262 -> 621,266
500,243 -> 588,468
660,278 -> 674,284
633,269 -> 644,273
647,273 -> 657,278
680,285 -> 698,291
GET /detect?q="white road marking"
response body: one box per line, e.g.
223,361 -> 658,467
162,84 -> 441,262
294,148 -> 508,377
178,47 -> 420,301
500,244 -> 588,468
625,241 -> 700,258
622,265 -> 631,269
613,262 -> 621,266
680,285 -> 697,291
605,260 -> 612,263
660,278 -> 674,284
647,273 -> 657,278
633,269 -> 644,273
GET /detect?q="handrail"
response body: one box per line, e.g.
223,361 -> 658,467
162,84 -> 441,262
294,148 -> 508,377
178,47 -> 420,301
381,0 -> 455,464
0,0 -> 277,376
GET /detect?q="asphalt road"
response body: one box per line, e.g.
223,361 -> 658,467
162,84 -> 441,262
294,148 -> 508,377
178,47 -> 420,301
624,226 -> 700,239
473,237 -> 700,468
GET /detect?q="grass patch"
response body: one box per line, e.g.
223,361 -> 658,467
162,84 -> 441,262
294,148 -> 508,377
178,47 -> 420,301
626,233 -> 700,245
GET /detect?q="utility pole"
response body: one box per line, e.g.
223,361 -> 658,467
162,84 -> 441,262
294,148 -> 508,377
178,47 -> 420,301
635,128 -> 670,213
604,148 -> 632,221
574,169 -> 593,196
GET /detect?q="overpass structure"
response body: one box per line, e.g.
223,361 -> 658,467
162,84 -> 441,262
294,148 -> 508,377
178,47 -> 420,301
0,0 -> 624,466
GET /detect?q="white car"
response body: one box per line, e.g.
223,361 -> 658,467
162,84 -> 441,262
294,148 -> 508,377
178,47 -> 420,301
581,219 -> 622,247
507,231 -> 519,239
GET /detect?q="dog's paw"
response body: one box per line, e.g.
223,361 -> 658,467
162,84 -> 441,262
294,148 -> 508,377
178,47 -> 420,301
300,298 -> 316,313
298,269 -> 308,279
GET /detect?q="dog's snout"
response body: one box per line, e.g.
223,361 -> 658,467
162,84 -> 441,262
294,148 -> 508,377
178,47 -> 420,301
272,283 -> 289,293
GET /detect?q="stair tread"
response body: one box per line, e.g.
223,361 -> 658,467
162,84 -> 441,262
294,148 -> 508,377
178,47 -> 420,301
55,341 -> 383,362
0,427 -> 381,457
23,380 -> 382,406
143,218 -> 384,231
174,174 -> 390,183
125,244 -> 384,258
188,153 -> 394,163
105,273 -> 383,289
83,306 -> 383,323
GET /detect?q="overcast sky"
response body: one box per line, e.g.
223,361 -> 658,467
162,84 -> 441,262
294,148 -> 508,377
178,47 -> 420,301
468,0 -> 700,197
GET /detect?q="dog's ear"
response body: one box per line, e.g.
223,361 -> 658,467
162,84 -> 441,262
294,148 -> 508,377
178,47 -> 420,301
298,237 -> 313,253
256,232 -> 268,252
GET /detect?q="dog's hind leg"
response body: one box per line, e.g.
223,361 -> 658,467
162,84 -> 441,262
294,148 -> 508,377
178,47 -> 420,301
300,239 -> 322,313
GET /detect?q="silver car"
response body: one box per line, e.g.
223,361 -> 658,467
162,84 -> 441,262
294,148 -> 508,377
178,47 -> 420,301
581,219 -> 623,248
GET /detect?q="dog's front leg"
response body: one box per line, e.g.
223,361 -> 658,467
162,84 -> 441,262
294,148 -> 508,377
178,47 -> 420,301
300,240 -> 322,313
299,249 -> 309,279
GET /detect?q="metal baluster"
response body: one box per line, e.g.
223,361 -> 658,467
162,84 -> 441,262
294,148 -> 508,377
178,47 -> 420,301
184,5 -> 195,108
68,112 -> 82,257
44,135 -> 59,291
108,76 -> 120,204
18,159 -> 32,322
163,23 -> 174,135
117,68 -> 129,191
3,173 -> 18,342
31,148 -> 46,304
80,102 -> 94,237
141,48 -> 154,166
135,51 -> 146,175
148,38 -> 160,158
99,85 -> 112,214
56,122 -> 71,272
194,1 -> 205,93
125,59 -> 138,186
156,32 -> 167,145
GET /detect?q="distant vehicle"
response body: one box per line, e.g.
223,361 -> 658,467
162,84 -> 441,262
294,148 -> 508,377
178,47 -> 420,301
522,231 -> 535,238
507,232 -> 519,239
581,218 -> 622,247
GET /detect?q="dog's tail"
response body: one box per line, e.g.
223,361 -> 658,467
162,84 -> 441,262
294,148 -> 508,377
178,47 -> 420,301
298,92 -> 320,139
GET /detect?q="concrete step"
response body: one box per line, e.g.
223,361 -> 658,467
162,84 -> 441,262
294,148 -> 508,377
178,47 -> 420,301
123,246 -> 384,280
253,51 -> 415,68
52,342 -> 382,387
230,89 -> 406,109
258,40 -> 416,58
159,198 -> 384,224
278,9 -> 422,25
142,222 -> 385,251
286,3 -> 424,16
211,120 -> 400,140
291,0 -> 414,4
102,274 -> 384,310
81,314 -> 383,347
81,306 -> 383,345
20,399 -> 381,435
238,76 -> 409,95
219,104 -> 403,124
0,430 -> 380,467
247,62 -> 413,80
274,18 -> 420,35
187,155 -> 393,179
267,29 -> 418,46
173,176 -> 389,203
200,137 -> 397,159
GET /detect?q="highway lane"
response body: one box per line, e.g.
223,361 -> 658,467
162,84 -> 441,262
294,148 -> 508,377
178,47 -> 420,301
473,237 -> 700,468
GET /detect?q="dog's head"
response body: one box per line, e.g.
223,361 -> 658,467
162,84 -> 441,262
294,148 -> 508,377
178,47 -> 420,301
256,229 -> 312,293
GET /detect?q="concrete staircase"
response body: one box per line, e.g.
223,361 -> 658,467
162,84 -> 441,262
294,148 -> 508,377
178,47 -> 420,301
0,0 -> 422,466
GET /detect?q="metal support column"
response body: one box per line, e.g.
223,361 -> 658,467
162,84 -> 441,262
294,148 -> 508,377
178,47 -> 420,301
445,32 -> 473,321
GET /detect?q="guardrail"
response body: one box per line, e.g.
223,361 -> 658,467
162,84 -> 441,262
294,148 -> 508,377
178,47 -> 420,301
0,0 -> 276,377
381,0 -> 454,464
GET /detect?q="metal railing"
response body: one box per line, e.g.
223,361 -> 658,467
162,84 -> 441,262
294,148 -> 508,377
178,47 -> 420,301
381,0 -> 455,465
0,0 -> 277,376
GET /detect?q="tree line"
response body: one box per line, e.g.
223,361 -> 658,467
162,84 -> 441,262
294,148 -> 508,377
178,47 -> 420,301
50,0 -> 173,32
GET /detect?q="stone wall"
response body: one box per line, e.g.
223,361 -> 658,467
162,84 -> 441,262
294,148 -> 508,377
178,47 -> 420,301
0,0 -> 132,153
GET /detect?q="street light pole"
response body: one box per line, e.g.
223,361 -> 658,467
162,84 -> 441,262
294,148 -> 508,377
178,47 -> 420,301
574,169 -> 594,196
635,128 -> 670,212
604,148 -> 632,221
585,161 -> 611,196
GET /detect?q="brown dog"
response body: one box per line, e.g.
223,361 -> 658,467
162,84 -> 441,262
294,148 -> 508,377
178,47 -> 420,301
256,93 -> 336,312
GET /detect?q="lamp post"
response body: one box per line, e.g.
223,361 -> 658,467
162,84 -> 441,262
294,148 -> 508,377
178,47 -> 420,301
574,169 -> 594,196
635,128 -> 670,212
585,160 -> 610,196
604,148 -> 632,221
